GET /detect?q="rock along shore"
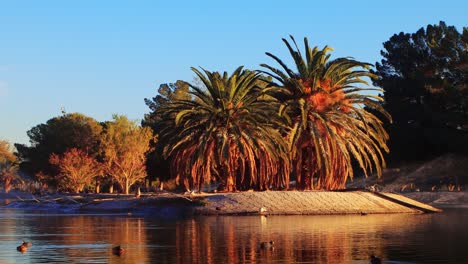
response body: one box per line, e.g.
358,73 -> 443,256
0,190 -> 442,217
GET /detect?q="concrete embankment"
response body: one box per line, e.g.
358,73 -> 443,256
192,190 -> 441,215
1,190 -> 441,216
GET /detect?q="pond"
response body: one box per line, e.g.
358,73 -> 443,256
0,208 -> 467,263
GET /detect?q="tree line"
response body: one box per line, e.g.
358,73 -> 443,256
12,114 -> 153,194
374,21 -> 467,160
1,21 -> 466,194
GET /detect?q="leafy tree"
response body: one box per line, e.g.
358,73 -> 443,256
142,81 -> 191,186
374,21 -> 468,159
101,115 -> 154,194
49,148 -> 102,193
0,140 -> 20,193
143,80 -> 191,130
15,113 -> 102,187
158,67 -> 290,192
261,36 -> 390,190
0,140 -> 16,162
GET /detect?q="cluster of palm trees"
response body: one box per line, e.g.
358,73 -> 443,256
156,36 -> 390,192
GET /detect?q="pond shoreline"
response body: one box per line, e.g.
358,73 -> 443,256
1,190 -> 453,216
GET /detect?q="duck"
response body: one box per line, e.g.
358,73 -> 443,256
17,244 -> 28,253
112,245 -> 125,256
260,240 -> 274,249
22,240 -> 33,247
370,255 -> 381,264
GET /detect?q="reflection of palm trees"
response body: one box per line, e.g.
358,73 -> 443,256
169,214 -> 424,263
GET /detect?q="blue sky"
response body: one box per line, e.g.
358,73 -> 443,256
0,0 -> 466,145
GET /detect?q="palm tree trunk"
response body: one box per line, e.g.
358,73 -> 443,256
226,175 -> 234,192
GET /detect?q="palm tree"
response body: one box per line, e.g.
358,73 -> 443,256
158,66 -> 289,192
260,36 -> 391,190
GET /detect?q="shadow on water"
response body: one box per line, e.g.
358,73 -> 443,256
0,208 -> 468,263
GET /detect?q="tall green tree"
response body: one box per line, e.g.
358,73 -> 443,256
142,81 -> 191,186
374,21 -> 468,159
143,80 -> 191,130
0,140 -> 20,193
15,113 -> 103,187
261,36 -> 390,190
158,67 -> 290,192
101,115 -> 154,194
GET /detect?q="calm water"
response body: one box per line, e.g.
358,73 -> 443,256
0,208 -> 467,263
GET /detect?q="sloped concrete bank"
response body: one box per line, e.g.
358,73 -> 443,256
192,190 -> 441,215
1,190 -> 441,216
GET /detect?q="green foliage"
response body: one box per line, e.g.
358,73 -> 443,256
143,80 -> 191,131
157,66 -> 290,191
101,115 -> 154,194
261,36 -> 390,190
15,113 -> 102,187
374,21 -> 468,159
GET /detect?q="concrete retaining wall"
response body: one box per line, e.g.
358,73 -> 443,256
193,191 -> 441,215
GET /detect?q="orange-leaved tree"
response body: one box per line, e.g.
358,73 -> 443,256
49,148 -> 102,193
0,140 -> 20,193
261,36 -> 391,190
15,112 -> 103,189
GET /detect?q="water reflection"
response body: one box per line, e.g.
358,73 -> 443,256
0,209 -> 467,263
168,214 -> 430,263
0,211 -> 149,263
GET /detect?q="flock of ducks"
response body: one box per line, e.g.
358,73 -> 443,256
16,239 -> 381,263
258,240 -> 381,263
16,240 -> 125,257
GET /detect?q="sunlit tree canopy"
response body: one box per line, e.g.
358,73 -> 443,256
0,140 -> 20,193
157,67 -> 290,191
49,148 -> 102,193
261,36 -> 391,190
101,115 -> 154,194
14,113 -> 102,187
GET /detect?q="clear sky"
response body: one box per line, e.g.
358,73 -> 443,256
0,0 -> 466,145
